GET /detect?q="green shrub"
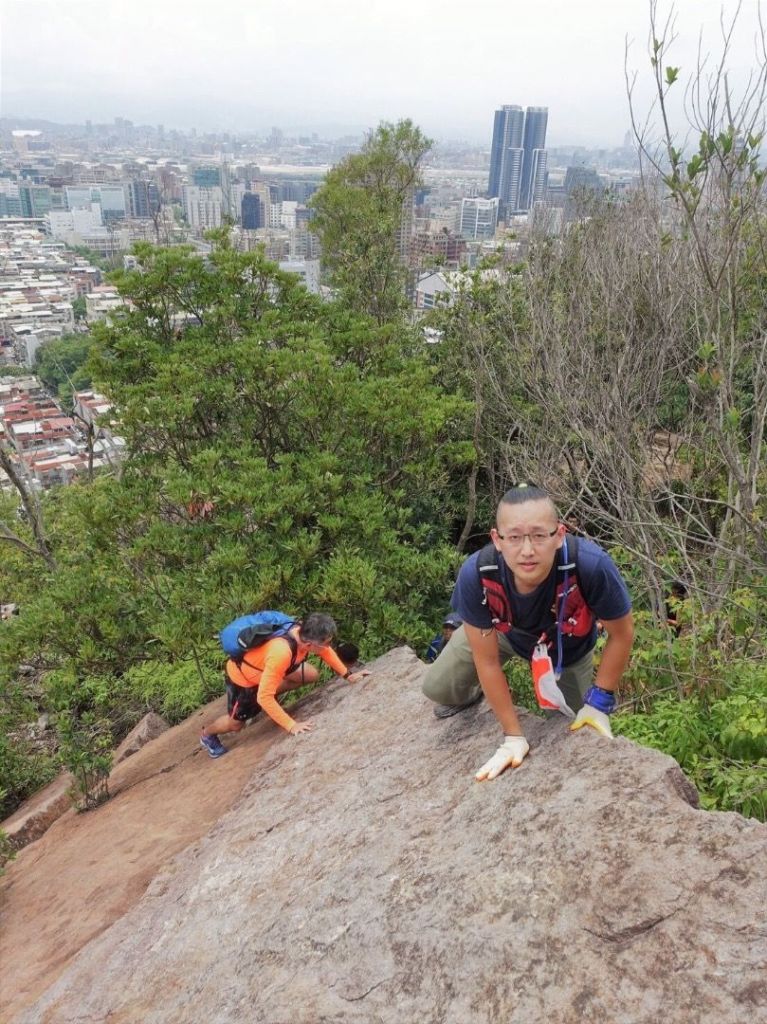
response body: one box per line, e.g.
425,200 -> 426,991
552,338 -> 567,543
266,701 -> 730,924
56,710 -> 113,811
614,661 -> 767,820
0,730 -> 58,820
122,648 -> 223,723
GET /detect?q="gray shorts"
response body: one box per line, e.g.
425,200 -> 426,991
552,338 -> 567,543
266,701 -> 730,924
421,625 -> 594,713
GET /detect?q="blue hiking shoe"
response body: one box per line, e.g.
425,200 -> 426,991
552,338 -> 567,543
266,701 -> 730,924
200,733 -> 227,758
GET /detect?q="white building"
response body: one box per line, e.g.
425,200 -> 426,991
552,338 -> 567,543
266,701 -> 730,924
279,201 -> 298,230
429,204 -> 460,234
12,324 -> 67,367
225,182 -> 247,221
278,259 -> 320,294
459,197 -> 499,240
414,268 -> 504,310
182,186 -> 224,231
85,285 -> 124,321
415,271 -> 465,310
46,204 -> 103,239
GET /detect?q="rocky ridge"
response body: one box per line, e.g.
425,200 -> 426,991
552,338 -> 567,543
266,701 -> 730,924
6,646 -> 767,1024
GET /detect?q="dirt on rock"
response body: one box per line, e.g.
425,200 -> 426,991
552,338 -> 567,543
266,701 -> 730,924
0,696 -> 284,1021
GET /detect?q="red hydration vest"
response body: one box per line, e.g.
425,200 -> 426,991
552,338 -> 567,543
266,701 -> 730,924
476,535 -> 594,641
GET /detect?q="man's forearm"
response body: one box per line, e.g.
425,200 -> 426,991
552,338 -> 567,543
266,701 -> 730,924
478,666 -> 524,736
594,637 -> 632,691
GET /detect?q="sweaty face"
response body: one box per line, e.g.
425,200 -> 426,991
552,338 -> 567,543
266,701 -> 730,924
491,498 -> 564,594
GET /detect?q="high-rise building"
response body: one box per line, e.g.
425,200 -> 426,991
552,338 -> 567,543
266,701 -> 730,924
248,182 -> 273,228
127,180 -> 160,219
0,182 -> 22,217
488,105 -> 524,214
241,193 -> 263,230
64,185 -> 127,221
97,185 -> 128,222
19,184 -> 52,217
563,166 -> 603,195
488,104 -> 548,215
519,106 -> 548,210
182,185 -> 223,230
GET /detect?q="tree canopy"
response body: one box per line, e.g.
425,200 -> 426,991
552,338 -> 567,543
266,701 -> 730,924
310,119 -> 432,324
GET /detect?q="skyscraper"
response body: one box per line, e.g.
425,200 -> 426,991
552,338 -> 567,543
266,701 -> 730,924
488,104 -> 548,215
241,193 -> 263,229
488,105 -> 524,214
519,106 -> 548,210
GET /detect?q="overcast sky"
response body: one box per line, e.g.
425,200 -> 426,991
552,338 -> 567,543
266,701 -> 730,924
0,0 -> 762,146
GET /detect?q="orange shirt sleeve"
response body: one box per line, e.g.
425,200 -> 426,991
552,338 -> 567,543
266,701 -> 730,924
256,638 -> 299,733
320,647 -> 351,678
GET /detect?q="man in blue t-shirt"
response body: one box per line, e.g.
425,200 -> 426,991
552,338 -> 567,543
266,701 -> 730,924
422,484 -> 634,781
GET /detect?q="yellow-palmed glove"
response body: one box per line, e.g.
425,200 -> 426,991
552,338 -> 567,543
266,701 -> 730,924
475,735 -> 530,781
569,686 -> 616,738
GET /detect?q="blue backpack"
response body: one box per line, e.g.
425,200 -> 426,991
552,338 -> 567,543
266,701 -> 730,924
219,610 -> 296,662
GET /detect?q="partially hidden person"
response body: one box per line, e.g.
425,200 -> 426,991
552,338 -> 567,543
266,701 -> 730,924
425,615 -> 463,662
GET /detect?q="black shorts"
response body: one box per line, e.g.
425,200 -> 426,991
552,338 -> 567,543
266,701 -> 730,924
225,680 -> 262,722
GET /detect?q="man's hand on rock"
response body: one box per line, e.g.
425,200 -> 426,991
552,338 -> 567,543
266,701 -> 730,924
475,735 -> 529,781
570,685 -> 615,739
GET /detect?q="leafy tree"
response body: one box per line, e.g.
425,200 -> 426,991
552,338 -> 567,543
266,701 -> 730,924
0,235 -> 472,816
310,120 -> 432,324
34,334 -> 95,407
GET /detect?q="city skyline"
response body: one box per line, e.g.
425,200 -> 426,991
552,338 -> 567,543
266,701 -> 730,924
0,0 -> 761,147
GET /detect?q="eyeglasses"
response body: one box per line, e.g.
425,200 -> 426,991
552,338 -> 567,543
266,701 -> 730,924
495,528 -> 559,547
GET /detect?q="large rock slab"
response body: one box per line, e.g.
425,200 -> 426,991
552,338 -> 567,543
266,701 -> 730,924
15,647 -> 767,1024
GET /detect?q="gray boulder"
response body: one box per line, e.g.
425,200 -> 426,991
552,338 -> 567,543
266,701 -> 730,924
16,647 -> 767,1024
113,712 -> 170,765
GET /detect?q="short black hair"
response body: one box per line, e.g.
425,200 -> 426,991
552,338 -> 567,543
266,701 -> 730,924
497,483 -> 558,519
335,641 -> 360,666
298,612 -> 337,644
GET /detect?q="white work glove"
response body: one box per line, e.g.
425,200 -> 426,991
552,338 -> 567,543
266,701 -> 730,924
570,705 -> 614,738
475,735 -> 529,781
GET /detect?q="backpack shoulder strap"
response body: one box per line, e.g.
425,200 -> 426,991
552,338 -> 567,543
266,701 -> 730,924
477,541 -> 500,578
557,533 -> 576,574
557,534 -> 586,595
476,542 -> 513,632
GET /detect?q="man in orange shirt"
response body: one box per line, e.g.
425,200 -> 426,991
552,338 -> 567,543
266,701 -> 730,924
200,612 -> 369,757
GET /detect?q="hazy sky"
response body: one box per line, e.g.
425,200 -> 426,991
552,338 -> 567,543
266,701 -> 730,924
0,0 -> 762,146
